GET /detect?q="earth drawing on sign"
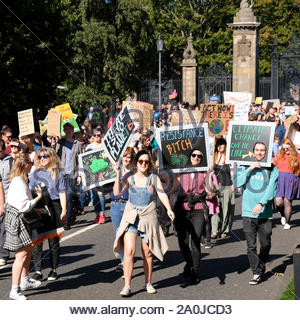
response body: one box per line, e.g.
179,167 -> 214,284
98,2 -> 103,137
209,119 -> 224,135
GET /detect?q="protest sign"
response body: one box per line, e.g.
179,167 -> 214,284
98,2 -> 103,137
18,108 -> 35,137
47,109 -> 61,137
156,123 -> 211,173
209,94 -> 220,103
223,91 -> 252,122
55,103 -> 80,136
284,105 -> 296,116
122,101 -> 153,129
255,97 -> 263,105
103,103 -> 137,164
170,110 -> 203,126
262,99 -> 281,113
78,147 -> 117,190
284,114 -> 298,127
226,121 -> 275,167
199,104 -> 234,136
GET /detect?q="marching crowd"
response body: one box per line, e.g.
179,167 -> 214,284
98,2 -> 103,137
0,99 -> 300,299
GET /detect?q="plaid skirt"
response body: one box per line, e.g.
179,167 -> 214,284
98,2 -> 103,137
3,204 -> 32,251
276,171 -> 300,200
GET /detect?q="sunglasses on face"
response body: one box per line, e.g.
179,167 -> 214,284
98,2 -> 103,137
137,159 -> 150,166
5,136 -> 12,139
191,154 -> 202,159
94,134 -> 102,137
282,145 -> 290,150
38,154 -> 49,160
10,145 -> 19,148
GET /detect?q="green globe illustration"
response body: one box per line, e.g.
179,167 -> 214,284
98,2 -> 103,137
209,119 -> 224,134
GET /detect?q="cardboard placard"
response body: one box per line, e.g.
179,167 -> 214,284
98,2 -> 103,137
223,91 -> 252,122
284,105 -> 295,116
199,104 -> 234,136
55,103 -> 80,136
255,97 -> 263,104
103,103 -> 137,164
156,123 -> 211,173
284,114 -> 298,127
122,101 -> 153,129
226,121 -> 275,167
47,109 -> 61,137
18,108 -> 35,137
262,99 -> 281,113
78,147 -> 117,190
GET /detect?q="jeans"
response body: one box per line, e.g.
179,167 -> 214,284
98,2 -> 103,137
174,208 -> 205,274
110,201 -> 127,261
32,237 -> 60,270
65,174 -> 78,224
79,182 -> 88,209
243,217 -> 272,276
92,189 -> 105,213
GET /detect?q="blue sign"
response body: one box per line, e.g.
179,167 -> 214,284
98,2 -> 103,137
209,94 -> 220,103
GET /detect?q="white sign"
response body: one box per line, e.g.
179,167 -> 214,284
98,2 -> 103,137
224,91 -> 252,122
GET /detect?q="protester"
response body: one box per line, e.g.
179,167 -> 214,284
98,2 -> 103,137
233,142 -> 278,285
172,149 -> 213,285
4,153 -> 43,299
56,122 -> 82,230
273,138 -> 300,229
1,126 -> 13,155
212,138 -> 235,239
9,139 -> 21,159
29,147 -> 67,281
113,150 -> 174,296
0,139 -> 14,267
86,129 -> 106,224
274,117 -> 286,145
110,147 -> 135,273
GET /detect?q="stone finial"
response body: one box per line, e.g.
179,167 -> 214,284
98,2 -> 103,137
235,0 -> 256,23
240,0 -> 253,9
183,33 -> 197,60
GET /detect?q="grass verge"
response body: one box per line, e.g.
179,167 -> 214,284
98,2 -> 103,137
280,278 -> 295,300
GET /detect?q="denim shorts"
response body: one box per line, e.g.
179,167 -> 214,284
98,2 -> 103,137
126,217 -> 147,241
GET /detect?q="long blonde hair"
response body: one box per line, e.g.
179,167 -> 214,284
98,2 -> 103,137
10,153 -> 31,183
275,138 -> 300,175
35,147 -> 62,180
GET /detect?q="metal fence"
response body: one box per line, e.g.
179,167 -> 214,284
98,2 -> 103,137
258,77 -> 271,99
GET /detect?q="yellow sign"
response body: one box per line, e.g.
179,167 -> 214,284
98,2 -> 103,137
55,103 -> 74,121
255,97 -> 262,104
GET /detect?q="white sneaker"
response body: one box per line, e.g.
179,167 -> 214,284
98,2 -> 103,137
20,278 -> 42,291
9,289 -> 27,300
0,258 -> 7,266
120,284 -> 131,296
281,217 -> 286,225
145,283 -> 157,294
283,223 -> 291,230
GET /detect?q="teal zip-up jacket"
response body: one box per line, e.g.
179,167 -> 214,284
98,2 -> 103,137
233,165 -> 278,219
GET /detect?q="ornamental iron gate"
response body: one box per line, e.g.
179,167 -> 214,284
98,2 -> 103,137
271,34 -> 300,104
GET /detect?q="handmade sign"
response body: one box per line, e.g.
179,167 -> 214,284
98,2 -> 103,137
285,125 -> 300,149
78,147 -> 117,190
55,103 -> 80,136
18,108 -> 35,137
226,121 -> 275,167
103,103 -> 137,164
156,123 -> 211,173
199,104 -> 234,136
284,114 -> 298,127
47,109 -> 61,137
122,101 -> 153,129
262,99 -> 281,113
284,105 -> 296,116
255,97 -> 263,105
224,91 -> 252,122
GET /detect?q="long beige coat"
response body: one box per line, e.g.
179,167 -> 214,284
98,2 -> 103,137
113,201 -> 168,261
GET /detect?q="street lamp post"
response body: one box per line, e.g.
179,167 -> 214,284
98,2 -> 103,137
156,35 -> 164,110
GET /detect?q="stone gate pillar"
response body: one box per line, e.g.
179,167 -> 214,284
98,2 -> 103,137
181,34 -> 197,106
228,0 -> 261,98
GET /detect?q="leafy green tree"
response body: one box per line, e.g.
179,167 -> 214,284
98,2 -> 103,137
0,0 -> 77,128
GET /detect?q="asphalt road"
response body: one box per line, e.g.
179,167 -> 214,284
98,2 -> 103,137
1,196 -> 300,300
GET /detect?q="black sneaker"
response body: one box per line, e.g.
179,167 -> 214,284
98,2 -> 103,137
182,264 -> 191,278
115,263 -> 123,273
63,223 -> 70,230
47,270 -> 58,281
249,274 -> 261,285
32,271 -> 43,281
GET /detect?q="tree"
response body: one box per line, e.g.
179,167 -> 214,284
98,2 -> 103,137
0,0 -> 77,128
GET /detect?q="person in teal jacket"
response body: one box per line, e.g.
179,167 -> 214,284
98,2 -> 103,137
233,142 -> 279,285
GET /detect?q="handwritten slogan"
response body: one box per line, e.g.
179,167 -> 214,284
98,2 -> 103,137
156,124 -> 211,173
103,104 -> 137,164
18,108 -> 35,137
226,121 -> 275,166
199,104 -> 234,136
78,148 -> 116,190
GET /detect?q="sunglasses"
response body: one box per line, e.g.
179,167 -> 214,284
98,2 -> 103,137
38,154 -> 49,160
137,159 -> 150,166
10,145 -> 19,148
191,154 -> 202,159
94,134 -> 102,137
5,136 -> 12,139
282,145 -> 290,150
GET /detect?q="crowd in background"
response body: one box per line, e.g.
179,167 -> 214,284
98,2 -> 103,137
0,98 -> 300,299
